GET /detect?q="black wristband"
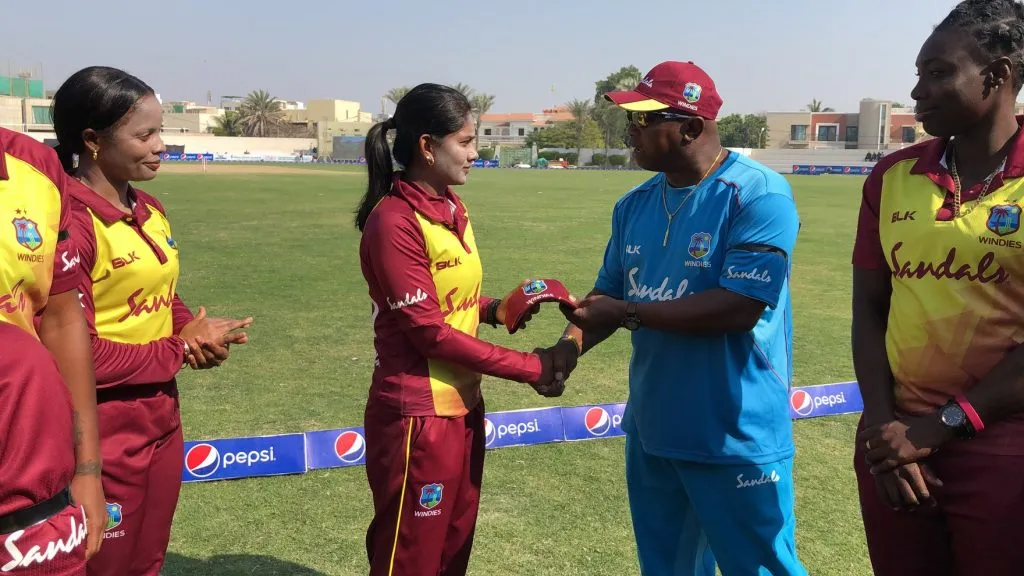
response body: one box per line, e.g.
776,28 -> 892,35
486,299 -> 502,327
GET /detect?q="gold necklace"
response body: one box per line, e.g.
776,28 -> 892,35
948,145 -> 998,218
662,148 -> 726,247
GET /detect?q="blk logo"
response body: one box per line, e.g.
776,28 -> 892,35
891,211 -> 916,223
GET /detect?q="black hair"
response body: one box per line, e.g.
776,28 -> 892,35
936,0 -> 1024,91
50,66 -> 155,172
354,83 -> 473,232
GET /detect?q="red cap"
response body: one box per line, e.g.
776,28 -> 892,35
604,61 -> 723,120
502,279 -> 577,334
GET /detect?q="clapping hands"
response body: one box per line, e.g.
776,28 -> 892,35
179,306 -> 254,369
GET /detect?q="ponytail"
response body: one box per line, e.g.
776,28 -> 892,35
354,117 -> 396,232
53,143 -> 76,173
353,83 -> 473,231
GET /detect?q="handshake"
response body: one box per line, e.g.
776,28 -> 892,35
496,278 -> 621,399
529,337 -> 581,398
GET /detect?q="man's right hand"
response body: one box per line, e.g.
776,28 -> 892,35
874,462 -> 942,510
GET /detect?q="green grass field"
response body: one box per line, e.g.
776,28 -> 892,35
150,165 -> 868,575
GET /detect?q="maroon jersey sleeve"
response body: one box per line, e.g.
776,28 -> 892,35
70,203 -> 186,388
852,167 -> 888,270
49,158 -> 85,296
478,295 -> 496,325
364,210 -> 543,384
172,295 -> 194,335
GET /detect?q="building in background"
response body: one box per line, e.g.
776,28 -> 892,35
477,106 -> 575,147
766,99 -> 1024,150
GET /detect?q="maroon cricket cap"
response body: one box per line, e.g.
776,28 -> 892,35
503,279 -> 577,334
604,61 -> 723,121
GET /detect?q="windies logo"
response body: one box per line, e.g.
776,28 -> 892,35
523,280 -> 548,295
682,82 -> 702,103
987,204 -> 1022,237
12,217 -> 42,251
688,232 -> 713,259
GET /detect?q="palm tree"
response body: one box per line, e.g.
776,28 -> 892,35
591,100 -> 623,167
806,99 -> 835,112
567,99 -> 593,163
237,89 -> 285,137
385,86 -> 410,106
210,110 -> 242,136
470,93 -> 495,142
452,83 -> 475,100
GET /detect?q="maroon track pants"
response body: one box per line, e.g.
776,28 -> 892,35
364,400 -> 485,576
854,415 -> 1024,576
0,505 -> 87,575
86,385 -> 183,576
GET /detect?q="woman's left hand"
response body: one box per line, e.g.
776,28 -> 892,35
495,279 -> 542,330
184,313 -> 253,369
857,414 -> 957,474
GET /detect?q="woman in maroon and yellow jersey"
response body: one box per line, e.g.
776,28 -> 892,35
355,83 -> 566,576
51,66 -> 253,576
0,127 -> 105,573
852,1 -> 1024,574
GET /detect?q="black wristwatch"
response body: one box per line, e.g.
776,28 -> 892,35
939,399 -> 976,439
622,301 -> 641,331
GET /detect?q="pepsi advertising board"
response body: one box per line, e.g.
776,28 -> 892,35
483,407 -> 563,449
471,159 -> 500,168
182,433 -> 307,483
306,427 -> 366,470
788,382 -> 864,419
561,403 -> 626,441
791,164 -> 873,176
162,152 -> 214,162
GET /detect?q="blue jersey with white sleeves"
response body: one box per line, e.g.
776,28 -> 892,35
593,152 -> 799,465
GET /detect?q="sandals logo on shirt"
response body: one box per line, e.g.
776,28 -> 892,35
987,204 -> 1022,237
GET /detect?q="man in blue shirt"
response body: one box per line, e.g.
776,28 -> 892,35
553,61 -> 806,576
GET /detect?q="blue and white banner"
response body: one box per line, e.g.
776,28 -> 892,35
561,403 -> 626,441
789,381 -> 864,419
483,407 -> 564,449
180,382 -> 865,483
792,164 -> 872,176
181,433 -> 307,483
306,427 -> 366,471
162,152 -> 214,162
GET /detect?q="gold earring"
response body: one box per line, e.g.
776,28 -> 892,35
426,155 -> 434,166
92,149 -> 98,160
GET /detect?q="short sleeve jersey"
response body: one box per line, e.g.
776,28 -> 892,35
0,129 -> 82,337
595,152 -> 800,465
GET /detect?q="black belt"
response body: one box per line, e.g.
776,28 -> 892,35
0,487 -> 72,534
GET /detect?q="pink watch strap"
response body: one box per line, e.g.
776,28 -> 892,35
955,394 -> 985,433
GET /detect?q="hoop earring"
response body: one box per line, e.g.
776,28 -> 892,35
426,155 -> 434,166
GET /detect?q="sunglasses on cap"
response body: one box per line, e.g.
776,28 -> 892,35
627,110 -> 695,128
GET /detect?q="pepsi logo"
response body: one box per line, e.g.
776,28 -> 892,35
484,418 -> 496,447
792,165 -> 799,172
790,390 -> 813,417
585,407 -> 612,436
185,443 -> 220,478
334,430 -> 365,464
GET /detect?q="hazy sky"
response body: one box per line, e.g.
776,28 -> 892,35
4,0 -> 986,116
